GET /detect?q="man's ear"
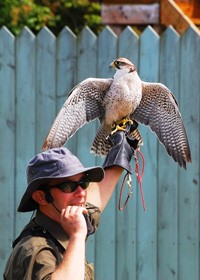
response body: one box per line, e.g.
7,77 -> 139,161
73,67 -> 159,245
32,190 -> 47,206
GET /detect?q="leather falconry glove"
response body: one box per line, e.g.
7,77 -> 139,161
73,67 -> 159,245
102,121 -> 140,173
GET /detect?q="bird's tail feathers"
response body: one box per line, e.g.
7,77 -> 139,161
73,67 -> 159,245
129,127 -> 143,148
91,124 -> 111,156
91,122 -> 143,156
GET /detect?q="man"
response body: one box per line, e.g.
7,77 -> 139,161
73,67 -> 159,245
3,129 -> 138,280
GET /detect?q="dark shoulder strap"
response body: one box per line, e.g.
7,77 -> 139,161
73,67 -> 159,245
12,225 -> 65,255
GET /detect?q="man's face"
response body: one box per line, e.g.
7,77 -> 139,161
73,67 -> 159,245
49,173 -> 88,211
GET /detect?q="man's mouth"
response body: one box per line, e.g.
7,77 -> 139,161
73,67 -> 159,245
71,203 -> 85,207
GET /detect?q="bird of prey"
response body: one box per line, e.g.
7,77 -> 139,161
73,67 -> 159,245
42,57 -> 192,169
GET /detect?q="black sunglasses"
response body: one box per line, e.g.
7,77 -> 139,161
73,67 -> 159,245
55,176 -> 90,193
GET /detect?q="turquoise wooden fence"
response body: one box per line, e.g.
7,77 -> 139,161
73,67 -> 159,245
0,25 -> 199,280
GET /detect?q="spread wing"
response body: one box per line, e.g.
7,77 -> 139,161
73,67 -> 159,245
131,82 -> 192,169
42,78 -> 113,150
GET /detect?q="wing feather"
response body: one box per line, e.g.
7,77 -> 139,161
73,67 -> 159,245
131,82 -> 192,169
42,78 -> 113,150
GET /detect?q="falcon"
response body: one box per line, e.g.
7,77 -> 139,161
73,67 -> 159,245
42,57 -> 192,169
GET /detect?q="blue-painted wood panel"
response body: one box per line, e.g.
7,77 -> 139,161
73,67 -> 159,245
179,27 -> 200,280
76,26 -> 98,165
0,25 -> 199,280
57,27 -> 77,154
117,26 -> 139,280
0,27 -> 15,274
36,27 -> 56,152
158,26 -> 180,280
76,26 -> 98,264
138,26 -> 160,280
15,27 -> 36,236
56,27 -> 77,109
95,26 -> 118,280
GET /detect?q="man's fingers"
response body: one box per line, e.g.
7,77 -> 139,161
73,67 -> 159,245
62,205 -> 87,216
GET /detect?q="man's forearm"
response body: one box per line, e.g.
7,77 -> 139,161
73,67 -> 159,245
87,166 -> 123,212
51,235 -> 86,280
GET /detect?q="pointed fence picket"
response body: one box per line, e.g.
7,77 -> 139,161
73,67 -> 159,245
179,27 -> 200,280
116,27 -> 140,280
158,27 -> 180,280
15,27 -> 36,234
0,27 -> 15,272
137,26 -> 160,280
0,25 -> 199,280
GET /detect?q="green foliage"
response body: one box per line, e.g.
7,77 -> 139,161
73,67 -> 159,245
0,0 -> 103,35
51,0 -> 103,35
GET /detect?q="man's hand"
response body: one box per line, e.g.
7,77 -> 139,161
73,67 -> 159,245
60,206 -> 88,239
52,205 -> 87,279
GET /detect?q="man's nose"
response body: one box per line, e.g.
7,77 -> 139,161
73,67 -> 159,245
75,185 -> 87,195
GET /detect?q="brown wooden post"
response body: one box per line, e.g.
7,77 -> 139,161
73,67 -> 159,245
192,0 -> 200,17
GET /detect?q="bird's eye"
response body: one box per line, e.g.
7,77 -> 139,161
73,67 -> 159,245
114,61 -> 121,68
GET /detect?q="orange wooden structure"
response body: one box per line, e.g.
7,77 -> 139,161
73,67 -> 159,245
98,0 -> 200,34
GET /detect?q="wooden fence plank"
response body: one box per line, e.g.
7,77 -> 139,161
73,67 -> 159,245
76,26 -> 98,264
56,27 -> 77,109
116,26 -> 139,280
118,25 -> 140,66
36,27 -> 56,152
158,26 -> 180,280
57,27 -> 77,154
76,27 -> 98,165
138,25 -> 160,280
0,26 -> 15,273
95,26 -> 118,280
179,27 -> 200,280
15,27 -> 36,235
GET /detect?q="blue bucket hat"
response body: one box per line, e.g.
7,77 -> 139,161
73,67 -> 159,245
18,147 -> 104,212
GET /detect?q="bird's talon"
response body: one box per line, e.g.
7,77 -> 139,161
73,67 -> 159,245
111,117 -> 133,134
111,125 -> 127,135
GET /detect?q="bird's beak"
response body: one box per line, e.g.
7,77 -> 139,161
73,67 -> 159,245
109,61 -> 115,69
